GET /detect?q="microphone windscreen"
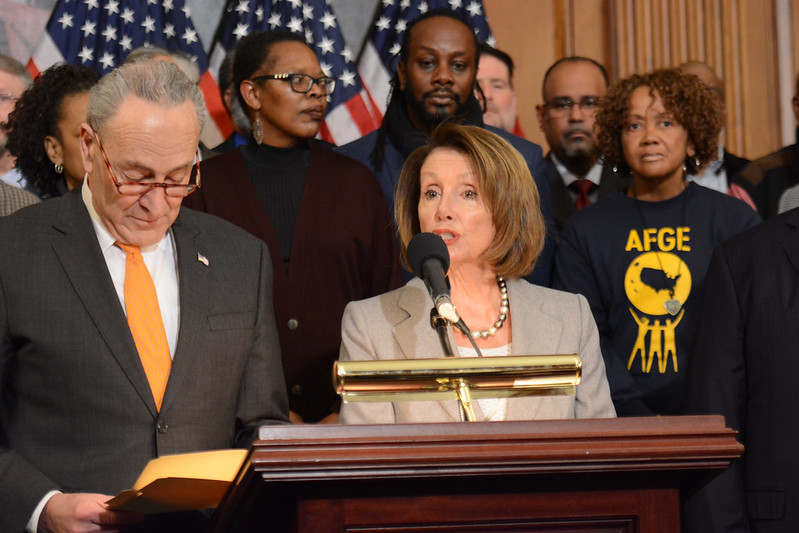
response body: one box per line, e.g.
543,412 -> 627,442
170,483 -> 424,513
407,232 -> 450,277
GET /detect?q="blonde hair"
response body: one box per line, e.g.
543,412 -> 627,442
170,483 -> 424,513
395,123 -> 545,277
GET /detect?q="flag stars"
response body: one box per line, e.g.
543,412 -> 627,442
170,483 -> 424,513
302,4 -> 314,20
319,11 -> 336,30
80,20 -> 96,37
382,0 -> 394,6
320,62 -> 332,76
164,23 -> 176,38
120,34 -> 133,51
400,0 -> 411,8
395,19 -> 407,33
141,15 -> 156,33
57,12 -> 74,29
182,5 -> 191,17
163,0 -> 174,12
120,8 -> 135,24
449,0 -> 462,8
317,36 -> 334,55
78,46 -> 94,63
389,42 -> 401,56
255,6 -> 264,22
341,46 -> 354,63
486,35 -> 496,48
267,12 -> 281,29
287,16 -> 303,33
235,0 -> 249,15
466,1 -> 482,16
418,1 -> 429,13
376,16 -> 391,31
340,69 -> 355,88
104,0 -> 119,15
182,28 -> 198,45
102,25 -> 118,41
233,23 -> 249,40
99,52 -> 115,70
84,0 -> 98,10
304,28 -> 313,44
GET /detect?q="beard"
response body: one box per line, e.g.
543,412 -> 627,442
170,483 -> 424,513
404,85 -> 469,130
558,127 -> 598,164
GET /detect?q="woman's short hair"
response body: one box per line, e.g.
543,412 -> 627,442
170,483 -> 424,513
232,31 -> 309,111
395,123 -> 545,277
596,68 -> 723,175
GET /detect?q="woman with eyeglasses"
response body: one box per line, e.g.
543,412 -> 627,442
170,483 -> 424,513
183,31 -> 403,425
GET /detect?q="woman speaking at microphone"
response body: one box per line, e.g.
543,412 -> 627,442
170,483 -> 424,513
338,123 -> 615,424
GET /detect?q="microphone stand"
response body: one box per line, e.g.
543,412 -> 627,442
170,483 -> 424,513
428,309 -> 481,421
430,308 -> 454,357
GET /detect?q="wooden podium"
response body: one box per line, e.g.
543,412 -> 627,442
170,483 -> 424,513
211,415 -> 741,532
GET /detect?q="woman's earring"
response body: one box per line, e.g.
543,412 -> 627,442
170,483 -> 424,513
54,162 -> 64,174
252,116 -> 264,145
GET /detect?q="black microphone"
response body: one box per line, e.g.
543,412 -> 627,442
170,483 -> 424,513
407,232 -> 460,324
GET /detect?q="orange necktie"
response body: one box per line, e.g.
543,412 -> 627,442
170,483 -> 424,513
117,242 -> 172,411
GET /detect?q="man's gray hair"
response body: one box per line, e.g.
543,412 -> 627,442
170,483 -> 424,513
123,46 -> 201,84
0,54 -> 33,89
87,60 -> 206,135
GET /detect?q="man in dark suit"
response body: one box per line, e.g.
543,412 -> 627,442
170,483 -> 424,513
536,57 -> 627,236
683,208 -> 799,532
335,8 -> 554,287
678,61 -> 750,193
0,60 -> 289,532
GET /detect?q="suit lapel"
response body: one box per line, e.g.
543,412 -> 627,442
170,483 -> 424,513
504,279 -> 565,420
51,193 -> 158,416
394,279 -> 465,422
781,210 -> 799,273
159,213 -> 210,414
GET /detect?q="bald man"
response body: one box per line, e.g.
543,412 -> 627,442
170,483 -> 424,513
677,61 -> 750,194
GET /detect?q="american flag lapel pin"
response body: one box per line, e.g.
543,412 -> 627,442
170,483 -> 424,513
197,253 -> 209,267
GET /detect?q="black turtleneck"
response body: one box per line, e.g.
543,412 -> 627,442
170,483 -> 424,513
240,140 -> 310,271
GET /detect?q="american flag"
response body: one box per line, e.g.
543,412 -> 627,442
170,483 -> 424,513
27,0 -> 232,147
209,0 -> 381,145
359,0 -> 494,120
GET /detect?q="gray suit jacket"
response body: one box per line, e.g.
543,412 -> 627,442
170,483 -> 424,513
338,277 -> 615,424
0,191 -> 289,531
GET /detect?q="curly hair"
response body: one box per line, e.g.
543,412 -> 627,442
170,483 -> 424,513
596,69 -> 723,175
6,64 -> 99,198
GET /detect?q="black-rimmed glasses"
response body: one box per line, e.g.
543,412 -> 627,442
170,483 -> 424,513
250,73 -> 336,95
543,96 -> 601,116
94,133 -> 200,198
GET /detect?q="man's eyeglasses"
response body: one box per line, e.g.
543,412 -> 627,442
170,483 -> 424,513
0,94 -> 18,104
543,96 -> 601,116
94,133 -> 200,198
250,73 -> 336,95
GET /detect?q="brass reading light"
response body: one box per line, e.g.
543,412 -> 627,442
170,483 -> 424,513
334,354 -> 582,421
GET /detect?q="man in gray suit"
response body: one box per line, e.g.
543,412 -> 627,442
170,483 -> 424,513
0,61 -> 289,532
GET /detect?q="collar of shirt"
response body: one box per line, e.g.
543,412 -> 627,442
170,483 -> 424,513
552,153 -> 603,188
81,178 -> 180,357
686,144 -> 728,193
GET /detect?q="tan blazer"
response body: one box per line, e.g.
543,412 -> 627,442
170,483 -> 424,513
339,277 -> 615,424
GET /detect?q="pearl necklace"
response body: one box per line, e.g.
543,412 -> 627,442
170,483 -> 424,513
456,275 -> 509,339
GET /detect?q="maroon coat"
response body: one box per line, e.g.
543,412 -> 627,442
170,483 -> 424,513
184,143 -> 403,421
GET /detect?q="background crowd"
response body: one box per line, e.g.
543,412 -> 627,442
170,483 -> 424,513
1,3 -> 798,533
